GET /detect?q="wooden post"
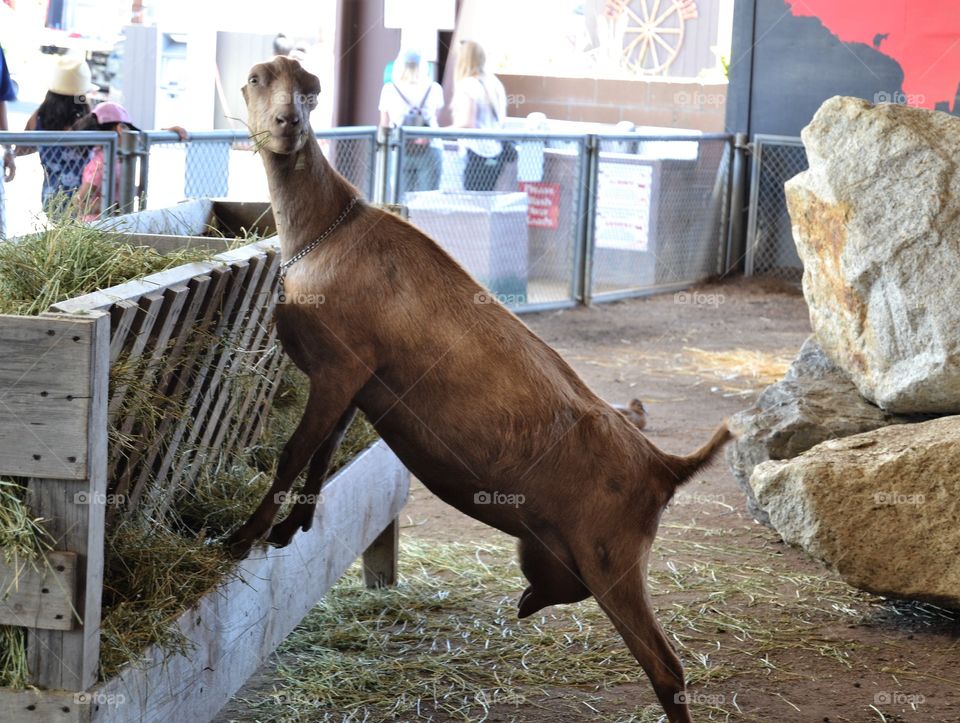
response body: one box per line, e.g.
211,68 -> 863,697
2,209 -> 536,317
18,312 -> 110,692
362,517 -> 399,588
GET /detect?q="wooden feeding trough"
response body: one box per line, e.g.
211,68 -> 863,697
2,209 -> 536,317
0,210 -> 409,722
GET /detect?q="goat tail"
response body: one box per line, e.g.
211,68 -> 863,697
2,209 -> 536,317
656,421 -> 731,489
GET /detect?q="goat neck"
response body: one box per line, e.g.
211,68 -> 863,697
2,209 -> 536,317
260,135 -> 357,261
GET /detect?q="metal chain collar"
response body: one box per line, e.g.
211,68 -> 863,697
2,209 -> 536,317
277,196 -> 360,303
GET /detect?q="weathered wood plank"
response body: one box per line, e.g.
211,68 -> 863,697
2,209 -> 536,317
0,315 -> 98,480
89,442 -> 408,723
147,267 -> 233,493
169,256 -> 266,489
204,251 -> 280,456
27,312 -> 109,691
0,688 -> 90,723
125,275 -> 213,512
106,293 -> 166,422
107,302 -> 139,365
362,517 -> 400,588
111,285 -> 190,505
0,551 -> 78,631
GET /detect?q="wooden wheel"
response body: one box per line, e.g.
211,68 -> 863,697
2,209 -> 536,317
619,0 -> 693,75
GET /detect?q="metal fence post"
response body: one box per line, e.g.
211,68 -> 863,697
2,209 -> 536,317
391,127 -> 404,205
373,126 -> 390,205
100,135 -> 118,219
117,129 -> 140,214
724,132 -> 750,274
574,134 -> 600,306
137,135 -> 152,211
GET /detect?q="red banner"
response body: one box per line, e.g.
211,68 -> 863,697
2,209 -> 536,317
519,182 -> 561,230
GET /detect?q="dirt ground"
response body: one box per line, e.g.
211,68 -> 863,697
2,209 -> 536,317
220,278 -> 960,722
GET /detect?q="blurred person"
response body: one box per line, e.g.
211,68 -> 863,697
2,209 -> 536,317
15,57 -> 94,213
0,44 -> 17,237
450,40 -> 510,191
379,48 -> 444,192
71,102 -> 187,221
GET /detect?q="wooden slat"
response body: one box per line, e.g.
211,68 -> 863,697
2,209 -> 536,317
168,257 -> 265,489
89,442 -> 408,723
27,312 -> 109,691
0,688 -> 89,723
204,251 -> 280,456
124,275 -> 213,511
0,315 -> 101,480
107,302 -> 139,365
106,293 -> 166,422
110,286 -> 190,504
147,267 -> 233,492
0,551 -> 78,631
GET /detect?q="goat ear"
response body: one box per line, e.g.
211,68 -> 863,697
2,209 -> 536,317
241,84 -> 248,103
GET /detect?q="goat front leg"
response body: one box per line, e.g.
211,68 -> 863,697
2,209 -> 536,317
227,373 -> 366,559
266,405 -> 358,548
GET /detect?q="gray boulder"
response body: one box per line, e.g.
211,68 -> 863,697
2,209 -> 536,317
727,337 -> 906,525
786,96 -> 960,414
750,416 -> 960,608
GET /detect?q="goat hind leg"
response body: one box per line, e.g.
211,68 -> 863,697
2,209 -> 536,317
577,542 -> 691,723
266,406 -> 358,547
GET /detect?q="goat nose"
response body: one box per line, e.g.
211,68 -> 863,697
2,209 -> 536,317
275,112 -> 300,126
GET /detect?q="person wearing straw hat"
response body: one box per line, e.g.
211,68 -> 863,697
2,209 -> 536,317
15,56 -> 95,212
0,44 -> 18,237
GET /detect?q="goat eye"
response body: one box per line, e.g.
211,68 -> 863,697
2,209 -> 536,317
248,76 -> 258,85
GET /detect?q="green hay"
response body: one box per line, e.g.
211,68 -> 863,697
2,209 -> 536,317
0,220 -> 211,316
0,479 -> 54,688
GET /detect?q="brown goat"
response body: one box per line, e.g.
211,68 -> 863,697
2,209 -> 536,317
228,56 -> 730,723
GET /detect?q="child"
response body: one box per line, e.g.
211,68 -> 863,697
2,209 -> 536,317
72,102 -> 187,220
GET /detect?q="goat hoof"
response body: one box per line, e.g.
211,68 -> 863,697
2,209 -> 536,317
225,534 -> 255,560
265,524 -> 297,548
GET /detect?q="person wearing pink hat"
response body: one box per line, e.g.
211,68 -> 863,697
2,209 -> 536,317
71,102 -> 187,220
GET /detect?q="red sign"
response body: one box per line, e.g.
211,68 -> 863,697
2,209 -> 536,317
519,182 -> 561,230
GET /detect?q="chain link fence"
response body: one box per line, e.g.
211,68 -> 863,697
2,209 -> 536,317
394,128 -> 590,311
1,126 -> 736,313
744,135 -> 808,280
0,131 -> 117,238
139,127 -> 378,210
590,134 -> 732,301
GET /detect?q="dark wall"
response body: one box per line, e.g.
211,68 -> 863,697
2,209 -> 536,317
727,0 -> 959,138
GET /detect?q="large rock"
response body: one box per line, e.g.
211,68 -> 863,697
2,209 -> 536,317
727,337 -> 907,525
786,96 -> 960,414
750,416 -> 960,608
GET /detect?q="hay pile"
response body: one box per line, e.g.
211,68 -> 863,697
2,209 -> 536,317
229,525 -> 959,722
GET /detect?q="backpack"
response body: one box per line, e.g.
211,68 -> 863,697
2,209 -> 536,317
393,83 -> 432,153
